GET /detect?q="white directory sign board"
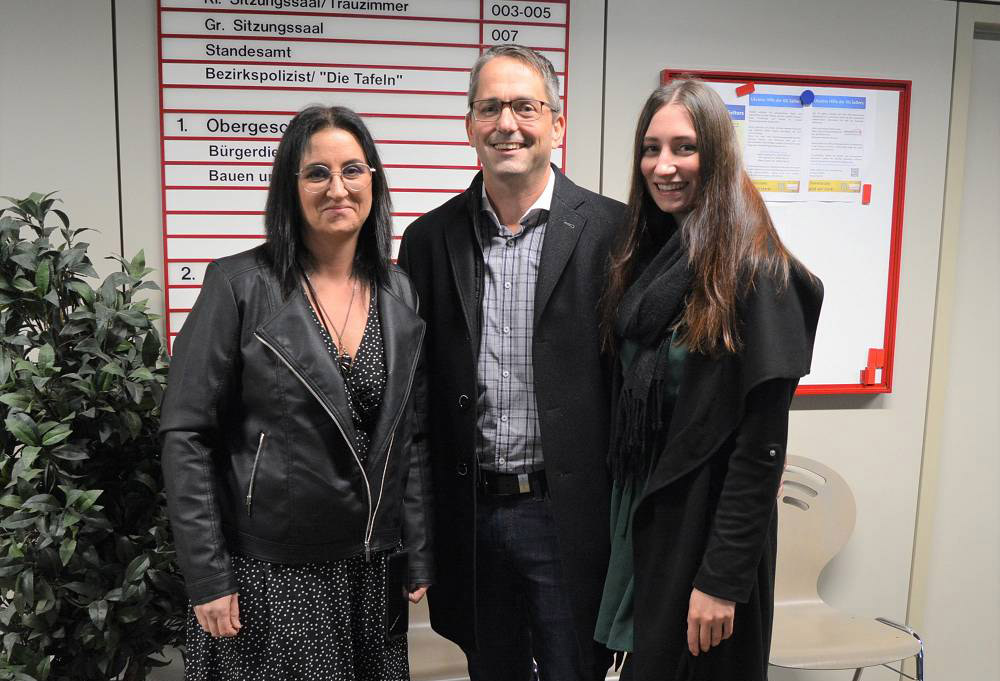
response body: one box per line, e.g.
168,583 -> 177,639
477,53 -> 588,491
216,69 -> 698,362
158,0 -> 571,344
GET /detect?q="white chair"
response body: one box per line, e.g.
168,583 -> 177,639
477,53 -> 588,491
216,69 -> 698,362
769,456 -> 925,680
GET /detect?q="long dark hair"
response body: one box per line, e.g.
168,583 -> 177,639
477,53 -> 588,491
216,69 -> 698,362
264,105 -> 393,297
600,78 -> 793,354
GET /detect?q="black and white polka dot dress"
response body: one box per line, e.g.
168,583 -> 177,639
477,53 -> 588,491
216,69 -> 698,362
183,286 -> 409,681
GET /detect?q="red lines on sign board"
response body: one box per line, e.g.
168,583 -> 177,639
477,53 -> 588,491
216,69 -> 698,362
160,6 -> 568,29
159,0 -> 572,344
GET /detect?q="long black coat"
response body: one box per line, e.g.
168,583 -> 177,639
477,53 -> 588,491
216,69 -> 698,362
627,265 -> 823,681
398,168 -> 624,669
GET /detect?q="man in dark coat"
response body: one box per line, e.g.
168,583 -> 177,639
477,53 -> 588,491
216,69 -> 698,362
398,45 -> 622,680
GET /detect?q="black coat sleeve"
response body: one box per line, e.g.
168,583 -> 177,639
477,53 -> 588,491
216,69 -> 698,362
159,263 -> 240,605
692,377 -> 794,603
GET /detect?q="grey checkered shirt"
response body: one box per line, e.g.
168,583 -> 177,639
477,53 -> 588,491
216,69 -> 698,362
474,179 -> 553,474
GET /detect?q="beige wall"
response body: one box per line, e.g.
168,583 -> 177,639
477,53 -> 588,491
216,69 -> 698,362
908,3 -> 1000,679
0,0 -> 121,280
1,1 -> 995,679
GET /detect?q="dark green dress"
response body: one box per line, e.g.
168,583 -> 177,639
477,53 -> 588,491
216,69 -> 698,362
595,334 -> 687,652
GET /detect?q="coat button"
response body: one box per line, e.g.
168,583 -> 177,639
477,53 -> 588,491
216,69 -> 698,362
457,394 -> 470,409
456,462 -> 469,476
768,449 -> 777,457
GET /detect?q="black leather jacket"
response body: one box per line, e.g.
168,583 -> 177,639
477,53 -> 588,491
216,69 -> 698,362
160,246 -> 433,605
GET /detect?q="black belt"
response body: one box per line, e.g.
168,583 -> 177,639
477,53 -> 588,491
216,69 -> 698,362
477,469 -> 547,498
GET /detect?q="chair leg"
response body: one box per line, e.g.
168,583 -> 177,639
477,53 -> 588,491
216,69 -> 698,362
875,617 -> 926,681
851,669 -> 863,681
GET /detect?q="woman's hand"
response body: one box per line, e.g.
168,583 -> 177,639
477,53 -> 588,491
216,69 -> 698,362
686,588 -> 734,656
408,586 -> 428,603
194,593 -> 241,638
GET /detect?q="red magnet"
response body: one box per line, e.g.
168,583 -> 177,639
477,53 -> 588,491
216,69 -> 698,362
735,83 -> 755,97
862,184 -> 872,205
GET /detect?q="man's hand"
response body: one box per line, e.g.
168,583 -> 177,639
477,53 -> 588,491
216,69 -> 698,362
408,586 -> 429,603
194,593 -> 241,637
686,588 -> 734,656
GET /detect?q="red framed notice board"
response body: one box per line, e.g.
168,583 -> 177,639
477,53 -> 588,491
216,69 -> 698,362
157,0 -> 571,351
661,69 -> 911,395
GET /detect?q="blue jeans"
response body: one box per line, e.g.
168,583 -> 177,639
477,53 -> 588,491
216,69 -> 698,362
464,493 -> 610,681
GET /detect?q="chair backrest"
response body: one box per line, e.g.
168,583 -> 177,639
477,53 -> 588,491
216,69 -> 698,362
775,455 -> 857,604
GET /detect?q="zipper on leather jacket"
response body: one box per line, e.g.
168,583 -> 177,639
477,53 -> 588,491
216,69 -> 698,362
255,323 -> 422,564
364,321 -> 423,561
254,332 -> 373,556
365,433 -> 394,562
245,431 -> 266,516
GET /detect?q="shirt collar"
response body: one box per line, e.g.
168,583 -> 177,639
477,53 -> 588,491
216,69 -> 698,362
480,169 -> 555,232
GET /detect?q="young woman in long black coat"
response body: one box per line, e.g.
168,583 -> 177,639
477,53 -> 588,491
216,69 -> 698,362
595,79 -> 823,681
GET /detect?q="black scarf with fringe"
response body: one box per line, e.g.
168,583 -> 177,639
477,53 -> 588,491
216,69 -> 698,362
610,223 -> 691,485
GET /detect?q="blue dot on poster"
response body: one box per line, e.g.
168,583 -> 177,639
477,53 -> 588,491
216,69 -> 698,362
800,89 -> 815,106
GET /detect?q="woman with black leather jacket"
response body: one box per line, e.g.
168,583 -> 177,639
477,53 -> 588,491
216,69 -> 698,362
160,105 -> 433,680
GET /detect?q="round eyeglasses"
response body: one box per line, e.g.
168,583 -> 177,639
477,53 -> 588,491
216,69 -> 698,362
470,98 -> 553,122
296,163 -> 376,193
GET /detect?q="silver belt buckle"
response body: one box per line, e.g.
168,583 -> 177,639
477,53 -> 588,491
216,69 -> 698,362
517,473 -> 530,494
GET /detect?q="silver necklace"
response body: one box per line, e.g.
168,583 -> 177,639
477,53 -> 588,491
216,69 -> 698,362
305,273 -> 359,374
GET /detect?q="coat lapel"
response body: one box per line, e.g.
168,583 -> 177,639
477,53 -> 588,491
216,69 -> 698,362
535,170 -> 587,326
444,176 -> 484,350
255,289 -> 358,448
366,284 -> 425,462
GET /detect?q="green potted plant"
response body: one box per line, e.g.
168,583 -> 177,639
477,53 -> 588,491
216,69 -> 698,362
0,193 -> 186,681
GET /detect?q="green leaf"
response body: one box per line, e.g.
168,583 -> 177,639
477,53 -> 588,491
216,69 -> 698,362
65,279 -> 95,304
128,250 -> 146,278
40,423 -> 71,446
88,599 -> 108,630
98,362 -> 125,378
34,259 -> 50,294
53,208 -> 70,228
117,309 -> 149,327
12,277 -> 35,292
10,253 -> 37,272
5,412 -> 40,446
62,581 -> 102,599
59,510 -> 82,529
123,380 -> 143,404
50,444 -> 89,462
124,554 -> 150,583
2,632 -> 18,656
2,515 -> 40,530
0,562 -> 25,578
0,392 -> 31,410
76,490 -> 102,512
0,495 -> 23,509
16,569 -> 34,606
141,328 -> 162,367
58,538 -> 76,566
36,344 -> 55,370
127,367 -> 155,381
22,494 -> 60,512
35,655 -> 53,681
0,352 -> 11,384
94,302 -> 115,328
100,271 -> 132,296
121,410 -> 141,439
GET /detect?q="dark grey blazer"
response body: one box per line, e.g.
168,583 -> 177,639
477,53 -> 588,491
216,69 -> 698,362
398,167 -> 624,669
